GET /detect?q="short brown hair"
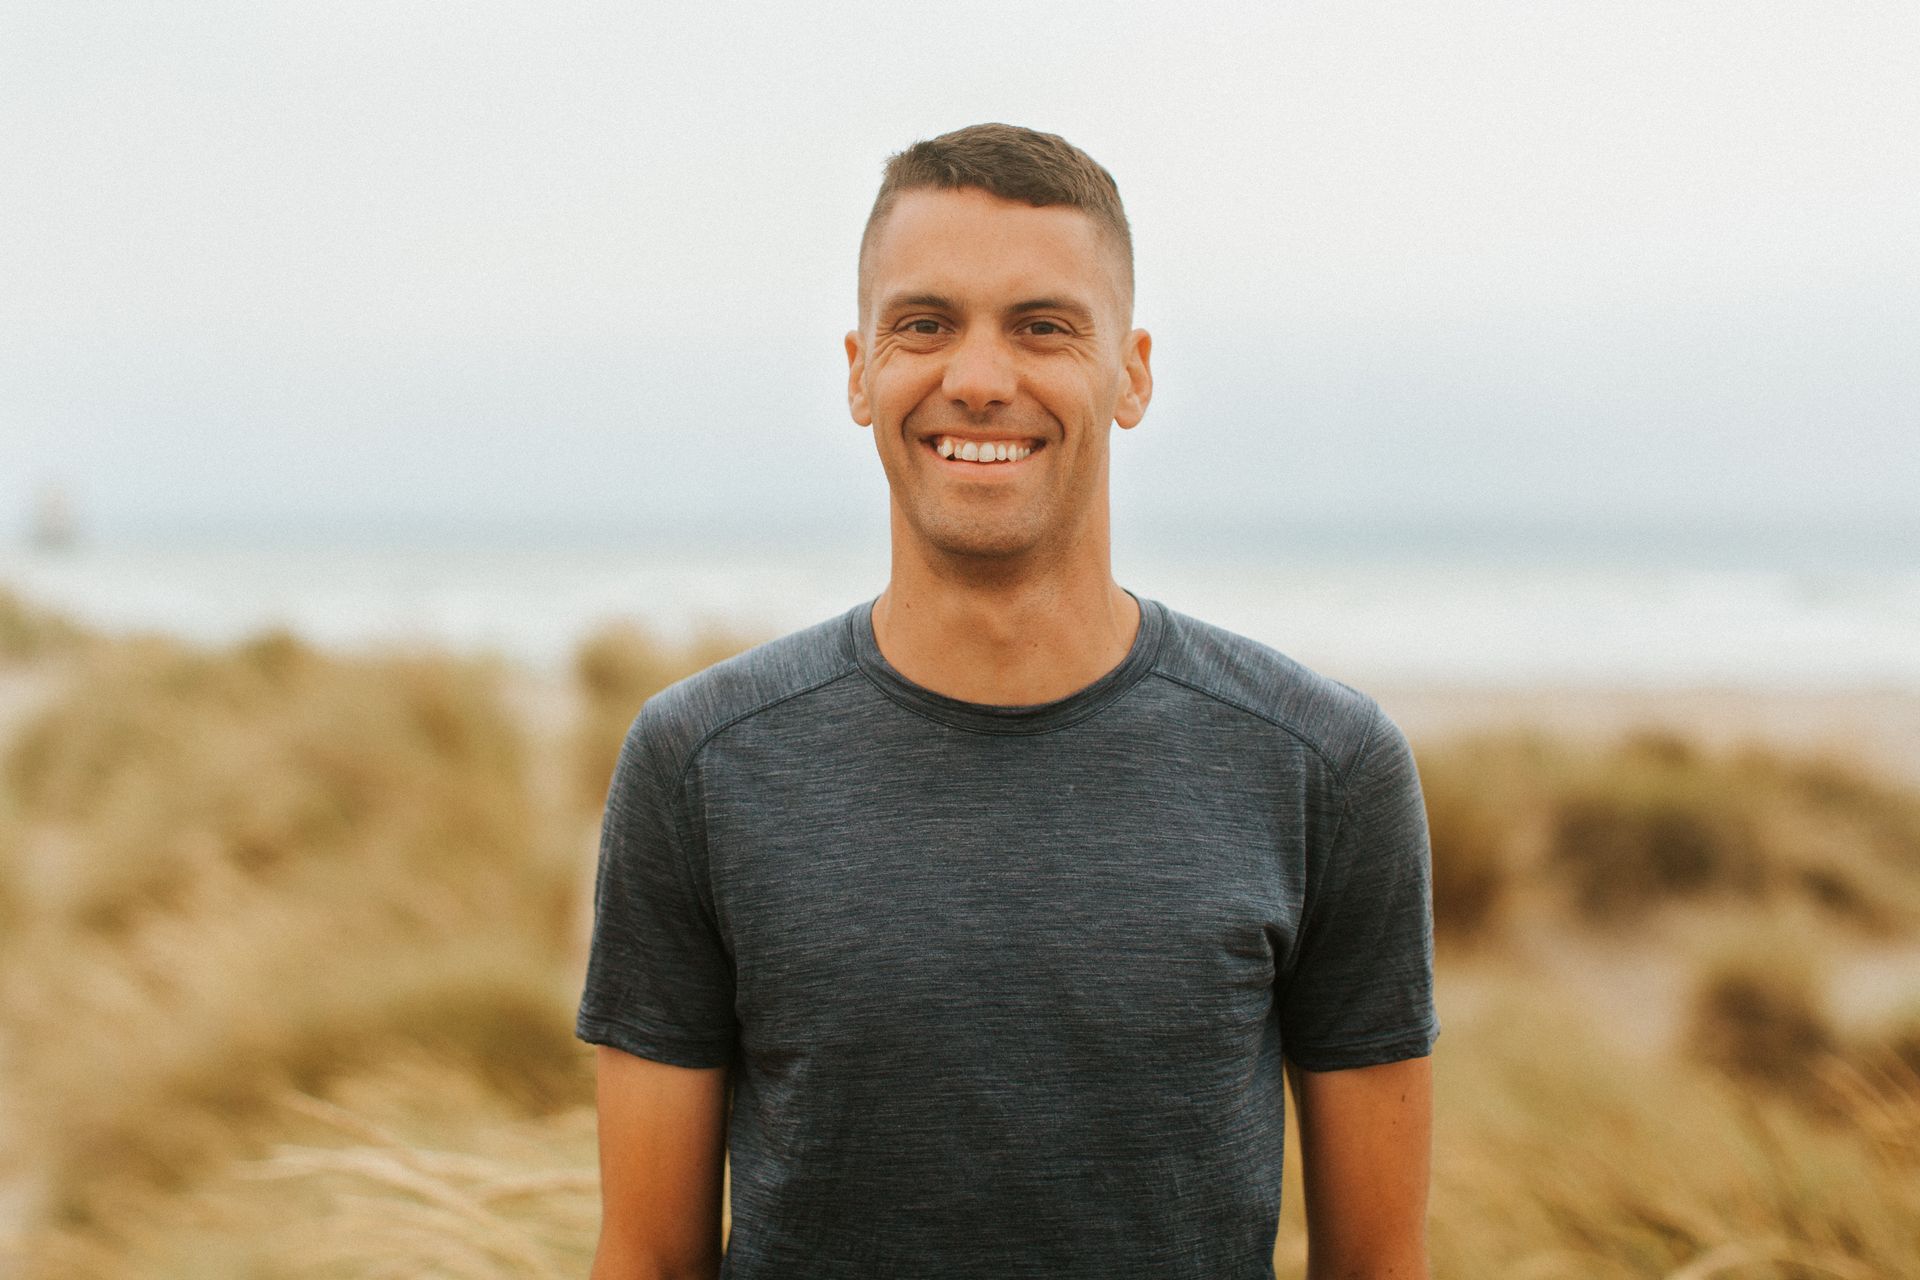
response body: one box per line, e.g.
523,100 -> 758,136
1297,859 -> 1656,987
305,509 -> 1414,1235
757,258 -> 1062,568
857,122 -> 1134,321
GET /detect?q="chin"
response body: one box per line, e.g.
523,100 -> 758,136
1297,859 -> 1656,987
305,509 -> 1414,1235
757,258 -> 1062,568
914,510 -> 1047,562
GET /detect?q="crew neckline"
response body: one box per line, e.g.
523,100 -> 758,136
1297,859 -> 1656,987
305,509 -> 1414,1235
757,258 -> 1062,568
847,589 -> 1165,735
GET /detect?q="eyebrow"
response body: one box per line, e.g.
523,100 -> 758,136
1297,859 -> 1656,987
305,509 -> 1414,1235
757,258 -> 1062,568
877,292 -> 1099,325
1006,297 -> 1096,325
878,292 -> 959,316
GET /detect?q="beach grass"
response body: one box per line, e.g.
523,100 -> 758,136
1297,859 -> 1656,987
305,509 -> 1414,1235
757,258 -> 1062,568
1419,730 -> 1920,948
1,589 -> 1917,1277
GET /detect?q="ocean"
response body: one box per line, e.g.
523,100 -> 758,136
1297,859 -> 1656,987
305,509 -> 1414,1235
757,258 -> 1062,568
3,530 -> 1917,689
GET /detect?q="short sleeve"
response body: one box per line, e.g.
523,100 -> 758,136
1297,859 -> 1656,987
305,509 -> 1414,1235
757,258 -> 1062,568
575,700 -> 738,1068
1277,705 -> 1440,1071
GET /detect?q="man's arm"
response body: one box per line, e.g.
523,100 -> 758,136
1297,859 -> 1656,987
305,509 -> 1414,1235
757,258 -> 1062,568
1286,1054 -> 1433,1280
591,1046 -> 731,1280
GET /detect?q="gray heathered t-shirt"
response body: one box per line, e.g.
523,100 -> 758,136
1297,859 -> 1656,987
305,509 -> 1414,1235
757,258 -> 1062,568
576,590 -> 1439,1279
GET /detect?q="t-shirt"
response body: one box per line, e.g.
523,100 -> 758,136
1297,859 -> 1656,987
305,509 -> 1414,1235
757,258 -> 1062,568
576,590 -> 1439,1279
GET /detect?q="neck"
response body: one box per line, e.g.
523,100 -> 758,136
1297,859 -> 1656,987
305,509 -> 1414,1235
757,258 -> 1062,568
871,508 -> 1141,706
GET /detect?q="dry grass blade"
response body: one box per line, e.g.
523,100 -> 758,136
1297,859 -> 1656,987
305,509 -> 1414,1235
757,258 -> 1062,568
273,1088 -> 416,1148
1813,1052 -> 1920,1165
240,1145 -> 567,1280
470,1169 -> 600,1203
1663,1236 -> 1885,1280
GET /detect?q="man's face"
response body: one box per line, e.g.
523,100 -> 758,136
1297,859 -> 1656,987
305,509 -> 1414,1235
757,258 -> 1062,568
846,187 -> 1152,565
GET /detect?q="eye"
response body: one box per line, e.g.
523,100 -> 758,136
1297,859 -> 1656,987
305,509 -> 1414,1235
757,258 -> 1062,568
899,318 -> 944,335
1024,319 -> 1068,336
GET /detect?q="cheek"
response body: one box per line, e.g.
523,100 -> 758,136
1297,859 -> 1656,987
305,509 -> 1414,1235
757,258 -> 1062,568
869,355 -> 942,418
1035,368 -> 1108,424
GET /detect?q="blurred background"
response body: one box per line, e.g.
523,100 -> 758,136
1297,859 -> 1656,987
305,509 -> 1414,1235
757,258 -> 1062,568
3,2 -> 1916,1276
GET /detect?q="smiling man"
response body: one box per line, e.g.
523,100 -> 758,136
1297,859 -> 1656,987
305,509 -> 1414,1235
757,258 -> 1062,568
578,123 -> 1440,1279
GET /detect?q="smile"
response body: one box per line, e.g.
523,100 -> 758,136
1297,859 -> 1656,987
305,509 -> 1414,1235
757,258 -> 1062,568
926,435 -> 1041,464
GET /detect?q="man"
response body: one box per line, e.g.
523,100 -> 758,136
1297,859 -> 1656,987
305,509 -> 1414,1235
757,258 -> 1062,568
577,123 -> 1439,1279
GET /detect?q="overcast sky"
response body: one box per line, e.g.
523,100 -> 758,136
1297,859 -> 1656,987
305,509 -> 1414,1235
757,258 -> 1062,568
3,1 -> 1915,551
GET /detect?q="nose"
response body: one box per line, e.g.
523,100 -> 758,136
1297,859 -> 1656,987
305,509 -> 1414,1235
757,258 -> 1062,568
940,327 -> 1017,416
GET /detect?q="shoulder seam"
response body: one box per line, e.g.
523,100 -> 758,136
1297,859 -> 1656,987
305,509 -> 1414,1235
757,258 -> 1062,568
1287,703 -> 1386,972
1320,701 -> 1385,861
1145,669 -> 1356,786
672,662 -> 863,788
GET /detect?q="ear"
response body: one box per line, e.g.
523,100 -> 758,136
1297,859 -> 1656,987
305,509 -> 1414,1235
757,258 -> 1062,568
1113,328 -> 1153,430
845,330 -> 872,426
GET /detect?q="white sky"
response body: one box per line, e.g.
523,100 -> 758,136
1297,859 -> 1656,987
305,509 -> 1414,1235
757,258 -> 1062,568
3,1 -> 1915,549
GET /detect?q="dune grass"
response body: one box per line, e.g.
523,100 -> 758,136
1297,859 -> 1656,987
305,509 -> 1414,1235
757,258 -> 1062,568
0,586 -> 88,663
1419,730 -> 1920,947
12,1060 -> 601,1280
0,619 -> 626,1264
1418,974 -> 1920,1280
4,627 -> 553,934
2,591 -> 1918,1277
0,604 -> 729,1278
1683,921 -> 1842,1100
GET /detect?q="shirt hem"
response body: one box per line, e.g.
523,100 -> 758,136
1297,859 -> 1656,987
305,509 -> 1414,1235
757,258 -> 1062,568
576,1011 -> 735,1069
1283,1020 -> 1440,1072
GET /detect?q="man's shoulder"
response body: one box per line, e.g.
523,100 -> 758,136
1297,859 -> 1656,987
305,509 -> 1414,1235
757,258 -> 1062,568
1147,599 -> 1391,783
628,605 -> 862,772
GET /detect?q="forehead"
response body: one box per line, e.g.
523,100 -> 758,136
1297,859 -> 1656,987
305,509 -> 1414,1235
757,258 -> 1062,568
864,188 -> 1125,316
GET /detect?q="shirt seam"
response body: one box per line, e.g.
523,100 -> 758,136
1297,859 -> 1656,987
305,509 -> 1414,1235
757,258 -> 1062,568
852,666 -> 1152,737
1187,690 -> 1376,980
848,593 -> 1164,737
572,1005 -> 729,1043
662,662 -> 864,952
1292,1014 -> 1442,1052
1286,705 -> 1385,972
1286,1017 -> 1441,1065
1144,668 -> 1362,795
670,662 -> 864,789
1322,702 -> 1383,860
577,1007 -> 734,1051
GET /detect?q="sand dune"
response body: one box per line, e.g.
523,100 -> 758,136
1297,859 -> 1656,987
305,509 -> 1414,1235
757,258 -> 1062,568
0,592 -> 1915,1278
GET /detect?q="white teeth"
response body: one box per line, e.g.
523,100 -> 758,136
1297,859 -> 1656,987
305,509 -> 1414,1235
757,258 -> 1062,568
931,436 -> 1037,463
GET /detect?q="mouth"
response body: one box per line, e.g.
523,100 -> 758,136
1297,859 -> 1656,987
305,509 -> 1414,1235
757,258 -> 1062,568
920,434 -> 1045,467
